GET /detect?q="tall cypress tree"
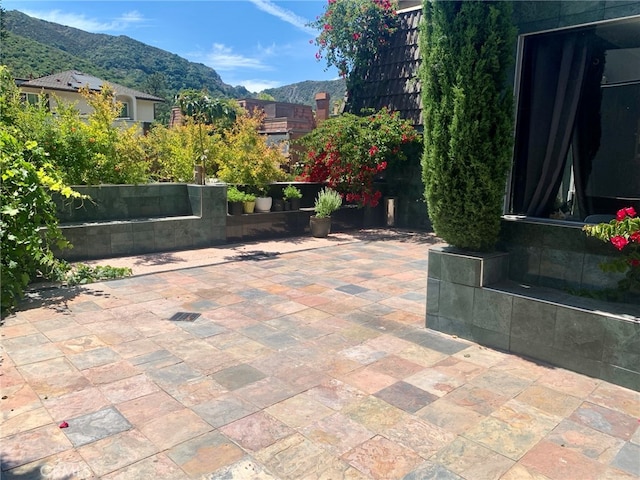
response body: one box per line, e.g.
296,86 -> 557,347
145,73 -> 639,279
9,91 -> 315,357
420,0 -> 516,251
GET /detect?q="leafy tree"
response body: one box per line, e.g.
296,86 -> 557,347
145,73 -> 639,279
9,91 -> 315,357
174,90 -> 241,182
420,0 -> 516,251
256,92 -> 275,101
214,110 -> 288,193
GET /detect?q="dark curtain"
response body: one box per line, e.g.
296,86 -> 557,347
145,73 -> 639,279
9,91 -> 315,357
572,48 -> 605,218
511,31 -> 596,217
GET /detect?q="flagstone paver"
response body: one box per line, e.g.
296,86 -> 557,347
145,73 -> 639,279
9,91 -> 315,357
1,229 -> 638,479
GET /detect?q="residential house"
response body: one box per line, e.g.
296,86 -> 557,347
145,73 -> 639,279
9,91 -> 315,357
16,70 -> 164,131
236,95 -> 331,168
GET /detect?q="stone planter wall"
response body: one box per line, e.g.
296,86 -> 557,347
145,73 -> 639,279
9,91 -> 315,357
427,240 -> 640,391
53,184 -> 227,261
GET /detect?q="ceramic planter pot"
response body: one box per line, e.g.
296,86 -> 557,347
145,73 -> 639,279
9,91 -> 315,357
309,216 -> 331,238
243,200 -> 255,214
255,196 -> 273,213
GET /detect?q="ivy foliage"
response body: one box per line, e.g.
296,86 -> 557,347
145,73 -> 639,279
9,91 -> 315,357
420,0 -> 516,251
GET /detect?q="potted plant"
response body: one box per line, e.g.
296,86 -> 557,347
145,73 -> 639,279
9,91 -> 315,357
243,192 -> 256,214
283,184 -> 303,210
227,185 -> 245,215
254,185 -> 273,213
310,187 -> 342,238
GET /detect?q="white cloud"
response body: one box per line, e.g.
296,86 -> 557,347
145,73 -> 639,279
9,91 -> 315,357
248,0 -> 317,36
196,43 -> 270,72
236,79 -> 282,93
21,9 -> 146,32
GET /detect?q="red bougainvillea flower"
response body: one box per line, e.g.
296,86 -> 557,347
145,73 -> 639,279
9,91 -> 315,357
616,207 -> 637,221
59,421 -> 69,428
629,258 -> 640,267
630,231 -> 640,243
611,236 -> 629,251
368,145 -> 379,156
353,33 -> 361,40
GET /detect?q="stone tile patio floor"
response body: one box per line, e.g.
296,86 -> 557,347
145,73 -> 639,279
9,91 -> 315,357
1,229 -> 639,480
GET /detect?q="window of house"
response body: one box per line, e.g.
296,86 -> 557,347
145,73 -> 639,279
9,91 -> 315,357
20,92 -> 50,110
508,16 -> 640,221
119,102 -> 129,119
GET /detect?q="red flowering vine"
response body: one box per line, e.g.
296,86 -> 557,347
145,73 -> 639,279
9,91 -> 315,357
294,107 -> 418,208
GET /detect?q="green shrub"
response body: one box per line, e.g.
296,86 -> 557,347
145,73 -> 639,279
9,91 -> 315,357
283,184 -> 302,200
420,0 -> 516,251
215,110 -> 288,194
314,187 -> 342,218
0,129 -> 76,315
226,185 -> 246,203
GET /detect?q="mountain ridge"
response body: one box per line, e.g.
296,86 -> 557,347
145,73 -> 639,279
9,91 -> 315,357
1,9 -> 346,109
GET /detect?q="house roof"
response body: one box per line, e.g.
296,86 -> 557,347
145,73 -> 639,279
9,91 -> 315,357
346,7 -> 423,127
19,71 -> 164,102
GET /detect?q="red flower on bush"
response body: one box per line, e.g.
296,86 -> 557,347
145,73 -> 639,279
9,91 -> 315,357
296,107 -> 418,208
631,231 -> 640,243
616,207 -> 637,221
611,235 -> 629,251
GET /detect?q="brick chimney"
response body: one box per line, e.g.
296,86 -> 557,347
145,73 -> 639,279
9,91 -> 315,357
315,92 -> 330,124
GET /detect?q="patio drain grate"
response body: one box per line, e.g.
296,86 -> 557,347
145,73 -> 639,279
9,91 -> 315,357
169,312 -> 201,322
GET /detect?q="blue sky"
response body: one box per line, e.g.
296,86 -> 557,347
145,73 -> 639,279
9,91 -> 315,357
4,0 -> 341,92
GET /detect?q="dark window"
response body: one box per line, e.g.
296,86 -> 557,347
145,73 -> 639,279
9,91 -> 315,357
509,17 -> 640,220
20,92 -> 50,110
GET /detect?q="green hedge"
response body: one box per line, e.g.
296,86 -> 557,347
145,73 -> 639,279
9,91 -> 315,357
420,0 -> 516,251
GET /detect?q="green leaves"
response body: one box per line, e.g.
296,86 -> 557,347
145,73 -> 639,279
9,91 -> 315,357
420,1 -> 516,251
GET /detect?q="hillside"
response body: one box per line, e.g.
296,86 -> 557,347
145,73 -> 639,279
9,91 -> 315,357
264,79 -> 346,108
1,9 -> 249,99
1,9 -> 346,109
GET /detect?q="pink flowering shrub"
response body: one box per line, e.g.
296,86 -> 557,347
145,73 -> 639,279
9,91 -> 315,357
583,206 -> 640,297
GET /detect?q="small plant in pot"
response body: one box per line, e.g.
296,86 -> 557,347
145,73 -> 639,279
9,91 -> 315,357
253,185 -> 272,213
243,192 -> 256,214
310,187 -> 342,238
283,184 -> 303,210
227,185 -> 246,215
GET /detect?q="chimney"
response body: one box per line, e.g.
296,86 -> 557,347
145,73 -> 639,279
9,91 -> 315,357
315,92 -> 330,124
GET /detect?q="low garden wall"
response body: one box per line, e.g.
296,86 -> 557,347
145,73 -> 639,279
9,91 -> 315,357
52,182 -> 385,260
426,218 -> 640,391
52,184 -> 227,261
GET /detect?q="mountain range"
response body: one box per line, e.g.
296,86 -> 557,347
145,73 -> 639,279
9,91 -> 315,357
0,9 -> 345,110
